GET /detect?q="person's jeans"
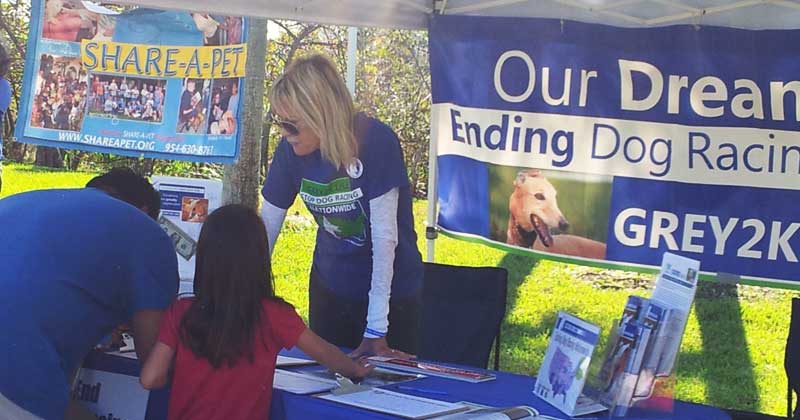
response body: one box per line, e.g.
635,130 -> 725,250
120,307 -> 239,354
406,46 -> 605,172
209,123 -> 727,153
308,268 -> 420,354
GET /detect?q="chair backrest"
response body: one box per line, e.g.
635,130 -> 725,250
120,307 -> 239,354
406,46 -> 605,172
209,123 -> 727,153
417,262 -> 508,370
787,297 -> 800,419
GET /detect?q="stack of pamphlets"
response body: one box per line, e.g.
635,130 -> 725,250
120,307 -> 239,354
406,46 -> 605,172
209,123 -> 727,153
368,357 -> 496,383
533,312 -> 607,417
598,252 -> 700,416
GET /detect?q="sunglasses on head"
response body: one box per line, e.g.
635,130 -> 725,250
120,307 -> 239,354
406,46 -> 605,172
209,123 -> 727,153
270,112 -> 299,136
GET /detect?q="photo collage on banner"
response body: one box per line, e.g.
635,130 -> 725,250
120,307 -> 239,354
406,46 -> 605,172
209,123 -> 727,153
16,0 -> 248,162
429,15 -> 800,287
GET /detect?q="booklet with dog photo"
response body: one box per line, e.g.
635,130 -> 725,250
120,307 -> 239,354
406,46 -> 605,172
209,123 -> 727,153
534,312 -> 606,417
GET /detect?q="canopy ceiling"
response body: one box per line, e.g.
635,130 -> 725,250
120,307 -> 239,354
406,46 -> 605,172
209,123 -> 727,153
106,0 -> 800,30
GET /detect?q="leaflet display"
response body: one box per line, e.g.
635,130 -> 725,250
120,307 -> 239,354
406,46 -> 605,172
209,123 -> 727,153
598,252 -> 700,416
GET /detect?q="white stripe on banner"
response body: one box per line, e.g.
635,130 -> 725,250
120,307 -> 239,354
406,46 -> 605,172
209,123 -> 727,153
433,103 -> 800,190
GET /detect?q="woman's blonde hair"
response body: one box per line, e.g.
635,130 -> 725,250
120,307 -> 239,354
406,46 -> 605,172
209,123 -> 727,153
269,54 -> 357,169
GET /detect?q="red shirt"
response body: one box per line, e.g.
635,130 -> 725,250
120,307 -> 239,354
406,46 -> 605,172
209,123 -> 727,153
158,298 -> 306,420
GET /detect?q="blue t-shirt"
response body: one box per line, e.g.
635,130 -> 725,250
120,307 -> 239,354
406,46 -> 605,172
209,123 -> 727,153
0,77 -> 11,160
262,114 -> 422,299
0,188 -> 178,419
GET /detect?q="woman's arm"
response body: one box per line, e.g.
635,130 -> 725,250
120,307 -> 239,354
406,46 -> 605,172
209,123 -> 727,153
296,328 -> 373,380
350,188 -> 413,359
260,200 -> 288,257
140,342 -> 175,389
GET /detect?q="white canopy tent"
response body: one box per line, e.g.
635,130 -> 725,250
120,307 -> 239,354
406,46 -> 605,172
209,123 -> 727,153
106,0 -> 800,30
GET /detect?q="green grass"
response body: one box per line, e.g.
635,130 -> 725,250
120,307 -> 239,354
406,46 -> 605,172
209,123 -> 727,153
0,163 -> 98,197
2,161 -> 797,416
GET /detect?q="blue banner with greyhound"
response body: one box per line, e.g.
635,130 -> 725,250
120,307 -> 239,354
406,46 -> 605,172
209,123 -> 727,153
16,0 -> 247,162
429,15 -> 800,288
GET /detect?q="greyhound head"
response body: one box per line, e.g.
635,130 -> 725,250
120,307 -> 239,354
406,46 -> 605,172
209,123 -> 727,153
510,169 -> 569,248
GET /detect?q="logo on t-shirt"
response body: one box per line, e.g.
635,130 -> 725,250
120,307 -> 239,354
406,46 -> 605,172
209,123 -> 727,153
346,158 -> 364,179
299,177 -> 367,246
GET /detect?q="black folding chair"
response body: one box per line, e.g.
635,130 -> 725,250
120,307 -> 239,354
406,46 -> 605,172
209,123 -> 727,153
417,262 -> 508,370
787,297 -> 800,419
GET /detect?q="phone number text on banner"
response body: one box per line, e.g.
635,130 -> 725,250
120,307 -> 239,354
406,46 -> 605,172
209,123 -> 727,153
429,15 -> 800,288
15,0 -> 248,163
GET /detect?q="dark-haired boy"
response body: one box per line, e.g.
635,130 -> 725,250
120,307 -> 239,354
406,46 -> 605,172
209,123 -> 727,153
0,168 -> 178,419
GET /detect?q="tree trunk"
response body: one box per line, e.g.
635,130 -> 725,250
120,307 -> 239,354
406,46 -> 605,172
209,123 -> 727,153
222,18 -> 267,209
34,146 -> 63,168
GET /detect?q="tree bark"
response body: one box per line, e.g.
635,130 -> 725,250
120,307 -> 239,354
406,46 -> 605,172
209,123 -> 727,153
222,18 -> 267,209
34,147 -> 63,168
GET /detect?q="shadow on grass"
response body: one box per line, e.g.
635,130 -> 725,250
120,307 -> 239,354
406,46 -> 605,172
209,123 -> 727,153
497,252 -> 540,314
690,282 -> 761,412
494,252 -> 551,373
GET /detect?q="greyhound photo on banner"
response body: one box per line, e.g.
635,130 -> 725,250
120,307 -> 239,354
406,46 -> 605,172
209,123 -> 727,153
16,0 -> 248,163
429,15 -> 800,288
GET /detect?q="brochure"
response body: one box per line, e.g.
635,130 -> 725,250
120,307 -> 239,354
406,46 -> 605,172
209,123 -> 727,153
317,388 -> 470,419
303,366 -> 424,387
368,357 -> 496,383
597,252 -> 700,416
533,312 -> 606,417
273,369 -> 337,395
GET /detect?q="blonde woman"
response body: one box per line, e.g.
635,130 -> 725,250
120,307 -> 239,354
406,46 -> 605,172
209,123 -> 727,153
262,54 -> 423,359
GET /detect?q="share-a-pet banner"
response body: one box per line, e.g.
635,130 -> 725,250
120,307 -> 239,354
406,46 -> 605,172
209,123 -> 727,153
15,0 -> 248,163
429,15 -> 800,288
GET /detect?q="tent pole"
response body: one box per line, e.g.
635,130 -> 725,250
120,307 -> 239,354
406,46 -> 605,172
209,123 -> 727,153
346,27 -> 358,95
425,113 -> 438,263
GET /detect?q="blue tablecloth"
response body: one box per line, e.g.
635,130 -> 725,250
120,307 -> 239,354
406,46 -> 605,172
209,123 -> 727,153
82,349 -> 730,420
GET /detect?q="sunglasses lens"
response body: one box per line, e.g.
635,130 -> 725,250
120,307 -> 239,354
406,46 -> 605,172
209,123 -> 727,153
272,114 -> 299,136
281,122 -> 299,136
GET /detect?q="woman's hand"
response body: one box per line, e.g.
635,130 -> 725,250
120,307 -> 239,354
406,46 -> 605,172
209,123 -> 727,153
348,337 -> 415,360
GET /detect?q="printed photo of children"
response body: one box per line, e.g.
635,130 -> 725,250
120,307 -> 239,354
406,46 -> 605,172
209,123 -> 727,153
41,0 -> 116,43
177,78 -> 210,134
191,14 -> 243,45
30,55 -> 87,132
87,75 -> 166,123
207,78 -> 239,135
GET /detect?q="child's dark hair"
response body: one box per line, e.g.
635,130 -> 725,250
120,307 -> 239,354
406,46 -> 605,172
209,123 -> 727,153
86,167 -> 161,220
180,204 -> 285,368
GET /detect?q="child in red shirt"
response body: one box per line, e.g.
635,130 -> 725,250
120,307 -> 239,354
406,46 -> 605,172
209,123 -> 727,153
140,204 -> 372,420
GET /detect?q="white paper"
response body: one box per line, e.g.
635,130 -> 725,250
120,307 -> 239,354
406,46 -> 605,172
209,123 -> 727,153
318,388 -> 468,419
276,355 -> 317,367
651,252 -> 700,310
273,369 -> 337,395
